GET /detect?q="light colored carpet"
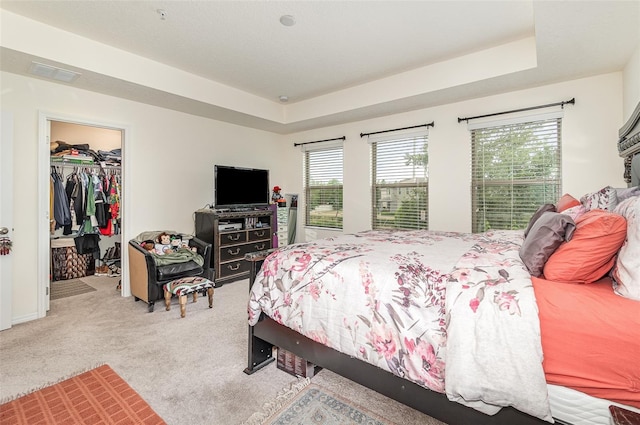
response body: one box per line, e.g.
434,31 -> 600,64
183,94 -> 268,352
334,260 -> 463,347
0,275 -> 445,425
50,278 -> 97,300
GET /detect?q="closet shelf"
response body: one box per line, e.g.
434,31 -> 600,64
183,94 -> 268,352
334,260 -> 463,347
50,157 -> 120,169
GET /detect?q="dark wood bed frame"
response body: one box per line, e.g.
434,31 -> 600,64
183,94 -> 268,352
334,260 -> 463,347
244,102 -> 640,425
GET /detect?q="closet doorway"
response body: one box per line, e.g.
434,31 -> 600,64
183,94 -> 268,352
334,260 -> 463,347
37,112 -> 130,318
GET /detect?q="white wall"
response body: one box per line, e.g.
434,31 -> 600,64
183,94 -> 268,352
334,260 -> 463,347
0,71 -> 286,322
284,72 -> 626,240
0,69 -> 629,324
623,44 -> 640,120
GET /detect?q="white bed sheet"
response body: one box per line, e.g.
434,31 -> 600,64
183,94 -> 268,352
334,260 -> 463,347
548,384 -> 640,425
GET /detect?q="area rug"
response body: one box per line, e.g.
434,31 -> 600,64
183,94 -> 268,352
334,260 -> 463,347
0,364 -> 166,424
50,278 -> 96,300
242,378 -> 398,425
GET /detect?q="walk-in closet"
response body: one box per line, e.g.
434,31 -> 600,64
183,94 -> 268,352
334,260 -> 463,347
49,121 -> 123,305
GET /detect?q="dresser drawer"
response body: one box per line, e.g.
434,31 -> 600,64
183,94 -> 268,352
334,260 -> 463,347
218,259 -> 251,279
219,241 -> 271,262
248,228 -> 271,241
247,240 -> 271,253
219,231 -> 247,246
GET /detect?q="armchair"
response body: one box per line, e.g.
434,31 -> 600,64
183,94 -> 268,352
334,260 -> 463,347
128,232 -> 212,312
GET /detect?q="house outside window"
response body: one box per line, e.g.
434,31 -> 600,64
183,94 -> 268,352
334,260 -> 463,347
371,130 -> 429,230
304,146 -> 343,229
471,113 -> 562,233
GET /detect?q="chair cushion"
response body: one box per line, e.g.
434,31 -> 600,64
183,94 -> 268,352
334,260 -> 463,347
156,261 -> 203,281
164,277 -> 214,296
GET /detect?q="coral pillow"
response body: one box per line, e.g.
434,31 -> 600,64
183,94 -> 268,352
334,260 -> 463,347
611,196 -> 640,300
561,204 -> 586,222
556,193 -> 580,212
543,210 -> 627,283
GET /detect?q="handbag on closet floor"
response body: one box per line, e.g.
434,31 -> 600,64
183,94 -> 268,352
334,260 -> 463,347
74,233 -> 101,255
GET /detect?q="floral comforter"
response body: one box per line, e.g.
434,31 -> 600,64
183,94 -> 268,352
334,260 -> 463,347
248,229 -> 552,421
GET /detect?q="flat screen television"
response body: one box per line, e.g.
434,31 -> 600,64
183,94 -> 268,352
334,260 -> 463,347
214,165 -> 270,209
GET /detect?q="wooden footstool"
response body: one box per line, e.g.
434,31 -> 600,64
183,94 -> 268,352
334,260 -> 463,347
163,277 -> 214,318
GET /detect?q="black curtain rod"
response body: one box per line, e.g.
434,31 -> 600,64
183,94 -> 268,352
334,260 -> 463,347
293,136 -> 346,147
360,122 -> 434,138
458,98 -> 575,123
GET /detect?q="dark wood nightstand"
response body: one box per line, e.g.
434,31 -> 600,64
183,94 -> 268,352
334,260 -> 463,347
610,405 -> 640,425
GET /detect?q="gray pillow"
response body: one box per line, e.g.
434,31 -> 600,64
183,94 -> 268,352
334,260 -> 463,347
524,204 -> 557,237
519,212 -> 576,277
615,186 -> 640,202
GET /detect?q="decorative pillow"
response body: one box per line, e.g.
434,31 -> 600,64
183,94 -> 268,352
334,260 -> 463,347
556,193 -> 580,212
615,186 -> 640,202
611,196 -> 640,300
519,212 -> 576,277
580,186 -> 618,211
524,203 -> 557,237
543,210 -> 627,283
561,204 -> 586,222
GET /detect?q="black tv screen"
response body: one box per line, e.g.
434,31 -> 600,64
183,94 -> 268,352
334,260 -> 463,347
214,165 -> 270,209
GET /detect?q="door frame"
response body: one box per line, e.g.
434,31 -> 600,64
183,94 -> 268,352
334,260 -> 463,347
37,111 -> 131,319
1,112 -> 14,330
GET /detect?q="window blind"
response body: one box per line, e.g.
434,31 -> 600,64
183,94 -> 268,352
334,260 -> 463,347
371,131 -> 428,230
304,146 -> 343,229
471,116 -> 562,233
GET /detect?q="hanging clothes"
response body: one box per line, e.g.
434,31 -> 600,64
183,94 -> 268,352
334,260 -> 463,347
71,172 -> 85,226
51,168 -> 71,230
100,173 -> 121,236
50,161 -> 121,237
82,172 -> 97,234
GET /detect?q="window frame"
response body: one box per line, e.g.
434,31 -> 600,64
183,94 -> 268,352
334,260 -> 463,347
304,145 -> 344,230
370,131 -> 429,230
470,112 -> 563,233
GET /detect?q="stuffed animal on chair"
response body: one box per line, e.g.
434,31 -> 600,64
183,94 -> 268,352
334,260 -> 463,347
155,232 -> 173,255
141,240 -> 155,252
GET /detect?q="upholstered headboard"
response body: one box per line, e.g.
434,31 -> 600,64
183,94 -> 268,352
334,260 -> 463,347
618,102 -> 640,186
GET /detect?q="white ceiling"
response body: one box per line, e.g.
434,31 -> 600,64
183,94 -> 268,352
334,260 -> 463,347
1,1 -> 639,133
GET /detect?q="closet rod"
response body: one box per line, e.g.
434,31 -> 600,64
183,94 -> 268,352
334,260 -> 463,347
360,122 -> 434,138
457,98 -> 575,123
293,136 -> 345,147
51,161 -> 121,171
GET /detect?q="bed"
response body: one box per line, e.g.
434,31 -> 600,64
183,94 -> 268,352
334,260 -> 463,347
245,103 -> 640,425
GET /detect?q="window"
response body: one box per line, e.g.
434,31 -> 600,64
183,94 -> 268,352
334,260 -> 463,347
471,114 -> 562,233
371,131 -> 428,230
304,146 -> 343,229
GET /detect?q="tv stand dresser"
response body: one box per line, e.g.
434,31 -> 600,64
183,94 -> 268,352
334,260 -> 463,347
195,209 -> 273,286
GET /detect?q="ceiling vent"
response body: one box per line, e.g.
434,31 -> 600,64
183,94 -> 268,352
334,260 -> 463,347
28,62 -> 81,83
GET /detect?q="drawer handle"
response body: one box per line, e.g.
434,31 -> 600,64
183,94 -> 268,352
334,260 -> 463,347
255,243 -> 266,251
228,264 -> 240,271
255,231 -> 265,237
227,247 -> 240,255
227,234 -> 241,241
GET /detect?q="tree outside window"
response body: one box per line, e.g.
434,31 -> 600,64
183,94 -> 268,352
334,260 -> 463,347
372,136 -> 429,230
471,117 -> 561,232
305,147 -> 343,229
